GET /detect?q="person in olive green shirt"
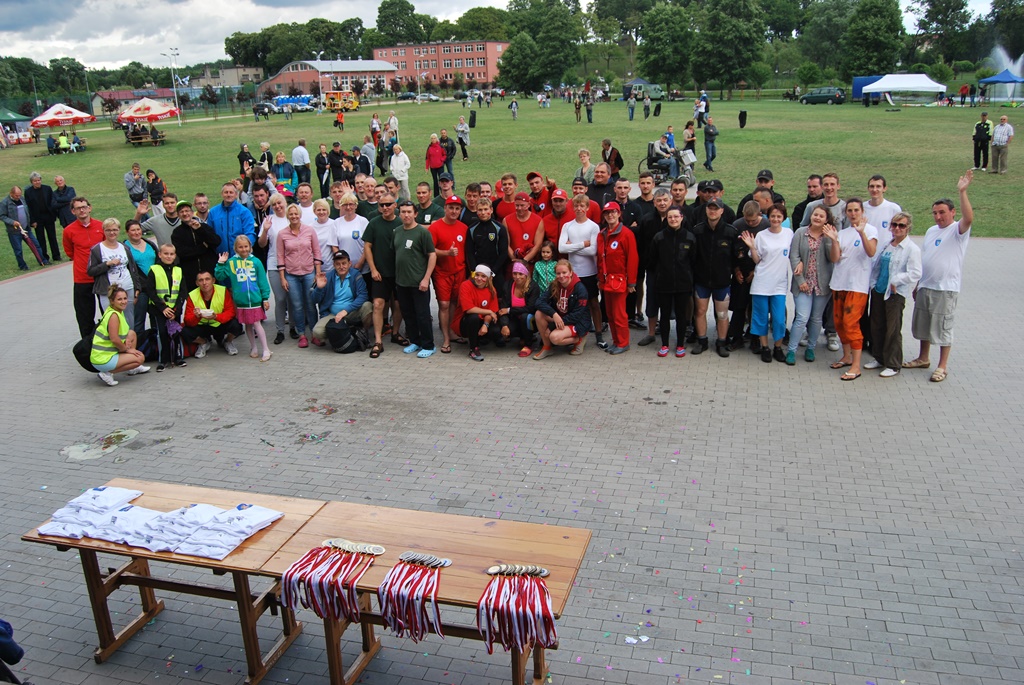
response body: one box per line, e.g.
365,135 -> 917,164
394,201 -> 437,358
363,194 -> 405,355
414,182 -> 443,225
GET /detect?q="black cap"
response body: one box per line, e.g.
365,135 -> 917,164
708,179 -> 724,192
756,169 -> 773,181
697,180 -> 711,192
573,176 -> 588,186
706,198 -> 724,209
439,172 -> 454,182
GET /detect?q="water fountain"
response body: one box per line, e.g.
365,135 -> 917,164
984,46 -> 1024,102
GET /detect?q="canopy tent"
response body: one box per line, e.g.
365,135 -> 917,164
116,97 -> 179,123
31,103 -> 96,129
0,107 -> 30,123
978,68 -> 1024,84
861,74 -> 946,93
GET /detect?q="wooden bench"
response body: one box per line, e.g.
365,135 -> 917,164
262,501 -> 592,685
23,479 -> 591,685
127,132 -> 166,146
22,478 -> 324,685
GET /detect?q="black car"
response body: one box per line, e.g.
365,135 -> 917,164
397,92 -> 417,101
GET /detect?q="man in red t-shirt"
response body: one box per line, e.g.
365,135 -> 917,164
503,192 -> 544,264
526,171 -> 554,215
62,196 -> 105,338
493,173 -> 518,221
545,189 -> 574,253
429,196 -> 468,353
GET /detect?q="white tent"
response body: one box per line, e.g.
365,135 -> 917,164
862,74 -> 946,93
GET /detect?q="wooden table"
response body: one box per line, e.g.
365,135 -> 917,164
262,501 -> 592,685
22,478 -> 325,685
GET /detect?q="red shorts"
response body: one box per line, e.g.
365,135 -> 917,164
432,272 -> 462,302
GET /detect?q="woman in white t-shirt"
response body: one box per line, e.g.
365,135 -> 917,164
741,204 -> 794,363
257,193 -> 292,344
330,192 -> 370,288
827,198 -> 878,380
87,218 -> 144,329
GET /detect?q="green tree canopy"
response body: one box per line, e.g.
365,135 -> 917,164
840,0 -> 905,80
377,0 -> 427,45
456,7 -> 510,40
691,0 -> 766,95
799,0 -> 856,70
637,3 -> 694,91
498,32 -> 542,91
991,0 -> 1024,61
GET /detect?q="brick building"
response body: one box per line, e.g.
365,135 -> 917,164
374,40 -> 508,88
257,59 -> 397,97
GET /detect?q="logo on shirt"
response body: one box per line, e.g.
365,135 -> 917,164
611,240 -> 619,250
783,249 -> 789,256
424,214 -> 431,222
456,234 -> 463,242
352,230 -> 360,239
522,233 -> 530,241
481,299 -> 489,306
488,232 -> 496,242
854,240 -> 861,247
935,239 -> 942,246
405,239 -> 413,248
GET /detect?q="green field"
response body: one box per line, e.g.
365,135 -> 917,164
1,96 -> 1016,281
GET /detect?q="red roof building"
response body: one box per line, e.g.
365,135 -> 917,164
374,40 -> 508,89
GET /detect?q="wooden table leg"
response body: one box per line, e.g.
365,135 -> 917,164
511,647 -> 527,685
80,551 -> 165,663
79,550 -> 116,649
322,594 -> 382,685
323,616 -> 350,685
532,645 -> 547,684
233,573 -> 303,685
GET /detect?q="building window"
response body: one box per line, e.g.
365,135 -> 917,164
431,60 -> 437,68
400,61 -> 406,69
442,46 -> 451,54
496,45 -> 503,52
392,49 -> 399,56
454,59 -> 462,68
414,48 -> 420,56
477,44 -> 485,52
465,58 -> 474,67
400,49 -> 406,56
478,58 -> 486,67
414,61 -> 421,69
379,51 -> 385,58
454,45 -> 462,53
443,59 -> 452,69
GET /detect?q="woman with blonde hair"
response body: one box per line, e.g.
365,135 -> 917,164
454,264 -> 501,361
91,284 -> 148,386
575,149 -> 595,185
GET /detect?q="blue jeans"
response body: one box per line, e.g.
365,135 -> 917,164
628,106 -> 634,121
443,158 -> 454,187
750,294 -> 786,342
704,141 -> 717,168
285,272 -> 316,335
656,157 -> 679,178
6,227 -> 43,269
788,292 -> 829,352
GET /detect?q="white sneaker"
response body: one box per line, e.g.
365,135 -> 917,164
98,372 -> 118,386
863,359 -> 882,370
880,367 -> 900,378
798,333 -> 808,347
127,365 -> 151,375
980,167 -> 987,172
224,340 -> 238,356
826,333 -> 840,351
194,342 -> 210,359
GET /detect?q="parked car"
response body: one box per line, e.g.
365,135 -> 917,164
799,87 -> 846,105
415,93 -> 440,103
397,92 -> 417,101
254,101 -> 281,114
291,102 -> 314,112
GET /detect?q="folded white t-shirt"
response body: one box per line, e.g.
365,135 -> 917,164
66,486 -> 142,513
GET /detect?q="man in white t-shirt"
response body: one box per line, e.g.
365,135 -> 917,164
331,192 -> 370,283
905,171 -> 974,383
862,174 -> 901,246
561,193 -> 605,349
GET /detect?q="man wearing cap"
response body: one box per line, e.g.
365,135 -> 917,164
972,111 -> 993,171
597,201 -> 639,354
433,173 -> 457,207
292,139 -> 311,185
526,171 -> 553,214
544,188 -> 573,249
133,193 -> 181,246
328,142 -> 347,182
504,191 -> 544,264
653,134 -> 680,178
466,198 -> 508,286
395,200 -> 437,358
703,117 -> 719,171
601,139 -> 625,180
363,193 -> 405,357
311,250 -> 372,351
728,200 -> 769,351
587,163 -> 616,207
351,146 -> 372,177
172,200 -> 221,290
690,180 -> 735,228
429,196 -> 469,353
692,197 -> 738,357
736,170 -> 785,212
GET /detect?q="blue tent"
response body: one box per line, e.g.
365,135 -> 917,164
979,68 -> 1024,102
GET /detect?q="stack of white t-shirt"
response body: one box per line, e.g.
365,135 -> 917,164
87,505 -> 163,544
175,504 -> 284,560
38,505 -> 116,539
67,486 -> 143,512
126,503 -> 226,552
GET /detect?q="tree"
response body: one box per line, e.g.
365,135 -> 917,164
430,20 -> 459,42
839,0 -> 904,80
361,28 -> 391,60
991,0 -> 1024,62
288,83 -> 303,96
0,61 -> 18,97
452,71 -> 466,92
377,0 -> 426,45
423,76 -> 435,93
690,0 -> 766,97
745,62 -> 773,98
390,77 -> 402,98
761,0 -> 802,40
799,0 -> 856,71
533,3 -> 584,87
351,78 -> 366,98
592,0 -> 656,70
372,77 -> 386,97
796,61 -> 822,88
49,57 -> 86,92
498,32 -> 541,91
927,61 -> 955,86
200,84 -> 221,119
100,95 -> 121,121
910,0 -> 971,60
17,102 -> 35,117
456,7 -> 510,40
637,3 -> 695,92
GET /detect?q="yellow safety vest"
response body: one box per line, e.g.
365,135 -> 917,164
188,285 -> 227,327
90,307 -> 128,365
152,265 -> 182,305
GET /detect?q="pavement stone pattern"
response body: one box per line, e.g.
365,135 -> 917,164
0,237 -> 1021,685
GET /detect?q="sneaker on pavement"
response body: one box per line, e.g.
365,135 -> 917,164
785,351 -> 796,366
658,346 -> 670,357
570,336 -> 587,355
609,345 -> 630,355
194,342 -> 210,358
773,346 -> 786,362
880,367 -> 900,378
297,336 -> 309,348
826,333 -> 840,351
127,365 -> 151,375
224,340 -> 239,355
469,347 -> 484,361
290,327 -> 300,339
805,348 -> 816,362
761,347 -> 773,363
274,331 -> 285,344
863,359 -> 882,369
594,334 -> 609,350
637,334 -> 656,346
533,347 -> 554,360
98,372 -> 118,386
675,346 -> 687,358
716,341 -> 730,358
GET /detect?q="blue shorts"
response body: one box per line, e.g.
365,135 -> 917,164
694,284 -> 730,301
94,354 -> 119,372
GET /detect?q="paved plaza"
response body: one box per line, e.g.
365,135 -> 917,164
1,236 -> 1022,685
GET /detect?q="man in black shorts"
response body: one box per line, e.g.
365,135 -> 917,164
362,193 -> 404,357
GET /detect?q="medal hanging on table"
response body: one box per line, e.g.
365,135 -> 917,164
281,539 -> 384,622
376,552 -> 448,642
477,564 -> 558,654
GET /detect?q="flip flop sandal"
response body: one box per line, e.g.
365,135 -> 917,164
830,361 -> 852,369
440,344 -> 452,354
903,358 -> 930,369
390,334 -> 411,346
840,372 -> 861,381
930,368 -> 947,382
518,346 -> 532,358
369,342 -> 383,358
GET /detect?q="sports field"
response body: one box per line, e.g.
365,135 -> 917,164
1,96 -> 1016,280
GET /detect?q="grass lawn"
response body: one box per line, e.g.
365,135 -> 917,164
0,96 -> 1016,281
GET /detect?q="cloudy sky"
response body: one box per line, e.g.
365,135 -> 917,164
0,0 -> 996,70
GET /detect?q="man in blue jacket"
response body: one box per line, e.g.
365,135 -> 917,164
310,250 -> 371,350
207,182 -> 254,253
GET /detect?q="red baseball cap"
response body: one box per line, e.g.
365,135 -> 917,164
445,195 -> 463,205
514,192 -> 531,202
551,189 -> 568,200
602,201 -> 621,213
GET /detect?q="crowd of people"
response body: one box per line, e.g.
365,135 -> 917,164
7,115 -> 977,389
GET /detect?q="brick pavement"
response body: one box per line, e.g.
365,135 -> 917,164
0,238 -> 1021,685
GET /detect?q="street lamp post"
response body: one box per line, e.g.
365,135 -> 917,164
161,48 -> 183,126
312,51 -> 325,113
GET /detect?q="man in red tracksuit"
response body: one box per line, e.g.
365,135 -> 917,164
596,201 -> 638,355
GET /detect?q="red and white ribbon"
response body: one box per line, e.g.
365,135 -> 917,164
477,573 -> 557,654
377,560 -> 445,642
281,546 -> 375,622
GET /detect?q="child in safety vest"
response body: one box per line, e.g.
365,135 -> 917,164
147,243 -> 186,371
215,235 -> 272,361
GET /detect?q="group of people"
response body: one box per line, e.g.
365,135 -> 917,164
971,111 -> 1014,174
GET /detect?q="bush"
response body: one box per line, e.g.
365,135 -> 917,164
927,62 -> 954,86
953,60 -> 975,76
796,62 -> 822,89
911,63 -> 930,74
975,67 -> 997,81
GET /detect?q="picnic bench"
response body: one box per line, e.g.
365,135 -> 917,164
127,132 -> 166,146
23,478 -> 592,685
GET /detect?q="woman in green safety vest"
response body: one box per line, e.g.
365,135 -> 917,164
90,284 -> 149,386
